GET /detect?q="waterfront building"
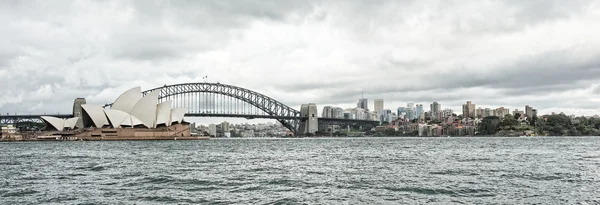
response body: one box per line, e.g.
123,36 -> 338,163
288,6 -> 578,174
526,105 -> 534,118
40,87 -> 191,139
221,121 -> 230,132
390,113 -> 398,122
357,98 -> 368,110
333,107 -> 344,119
397,107 -> 405,118
381,109 -> 392,123
406,108 -> 415,120
322,106 -> 333,118
343,111 -> 354,119
209,124 -> 217,136
415,104 -> 423,120
462,101 -> 476,119
344,108 -> 369,120
513,109 -> 525,116
370,112 -> 379,121
1,125 -> 17,134
407,103 -> 414,110
494,107 -> 510,118
442,109 -> 454,118
430,102 -> 441,121
374,99 -> 384,114
476,108 -> 485,118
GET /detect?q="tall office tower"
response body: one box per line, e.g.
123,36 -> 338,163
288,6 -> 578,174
462,101 -> 476,118
415,104 -> 423,120
221,121 -> 230,132
209,124 -> 217,136
494,107 -> 510,118
406,109 -> 415,120
406,103 -> 415,120
525,105 -> 534,118
430,102 -> 441,120
357,98 -> 368,110
374,99 -> 384,114
333,107 -> 344,119
381,109 -> 392,122
322,106 -> 333,118
442,109 -> 454,118
397,107 -> 406,119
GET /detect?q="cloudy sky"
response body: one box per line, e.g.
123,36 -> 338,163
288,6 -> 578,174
1,0 -> 599,124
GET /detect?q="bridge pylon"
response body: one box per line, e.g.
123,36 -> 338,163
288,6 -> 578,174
298,103 -> 318,135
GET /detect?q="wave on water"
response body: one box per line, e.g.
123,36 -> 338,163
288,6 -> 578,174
0,161 -> 22,166
2,189 -> 39,197
429,170 -> 480,176
3,137 -> 600,204
501,172 -> 581,181
264,197 -> 302,205
384,186 -> 496,197
136,196 -> 204,204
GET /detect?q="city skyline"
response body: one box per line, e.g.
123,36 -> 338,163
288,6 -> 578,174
1,1 -> 599,119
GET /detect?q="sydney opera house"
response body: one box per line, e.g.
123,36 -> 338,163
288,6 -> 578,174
40,87 -> 198,140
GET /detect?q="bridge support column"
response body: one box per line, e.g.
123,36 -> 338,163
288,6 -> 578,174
298,103 -> 318,135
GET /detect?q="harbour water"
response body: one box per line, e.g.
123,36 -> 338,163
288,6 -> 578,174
1,137 -> 600,204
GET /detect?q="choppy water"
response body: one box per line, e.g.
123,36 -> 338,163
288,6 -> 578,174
1,137 -> 600,204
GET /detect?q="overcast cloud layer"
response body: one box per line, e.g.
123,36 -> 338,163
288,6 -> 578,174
1,0 -> 600,121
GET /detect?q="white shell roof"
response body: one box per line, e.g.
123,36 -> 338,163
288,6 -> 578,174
130,90 -> 160,128
41,116 -> 65,131
41,116 -> 80,131
64,117 -> 80,129
111,87 -> 142,113
155,100 -> 173,126
170,108 -> 187,124
81,104 -> 107,128
104,109 -> 129,128
120,114 -> 145,127
69,87 -> 189,129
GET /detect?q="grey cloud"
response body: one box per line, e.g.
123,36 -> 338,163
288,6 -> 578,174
1,0 -> 599,117
131,0 -> 315,27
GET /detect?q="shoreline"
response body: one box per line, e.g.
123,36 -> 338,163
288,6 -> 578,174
0,136 -> 210,142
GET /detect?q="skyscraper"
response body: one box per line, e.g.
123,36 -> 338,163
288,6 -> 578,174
397,107 -> 406,118
407,103 -> 414,110
415,104 -> 423,120
357,98 -> 368,110
333,107 -> 344,119
525,105 -> 534,118
430,102 -> 441,121
381,109 -> 392,122
374,99 -> 384,114
406,109 -> 415,120
322,106 -> 333,118
462,101 -> 476,118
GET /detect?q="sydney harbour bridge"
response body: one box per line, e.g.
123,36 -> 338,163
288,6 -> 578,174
0,82 -> 378,135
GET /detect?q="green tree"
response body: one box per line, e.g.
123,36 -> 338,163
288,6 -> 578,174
501,116 -> 518,129
514,113 -> 521,120
479,116 -> 501,135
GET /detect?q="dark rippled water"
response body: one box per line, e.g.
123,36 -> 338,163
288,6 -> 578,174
2,137 -> 600,204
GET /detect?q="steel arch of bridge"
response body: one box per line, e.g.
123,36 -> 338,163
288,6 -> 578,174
142,83 -> 303,134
